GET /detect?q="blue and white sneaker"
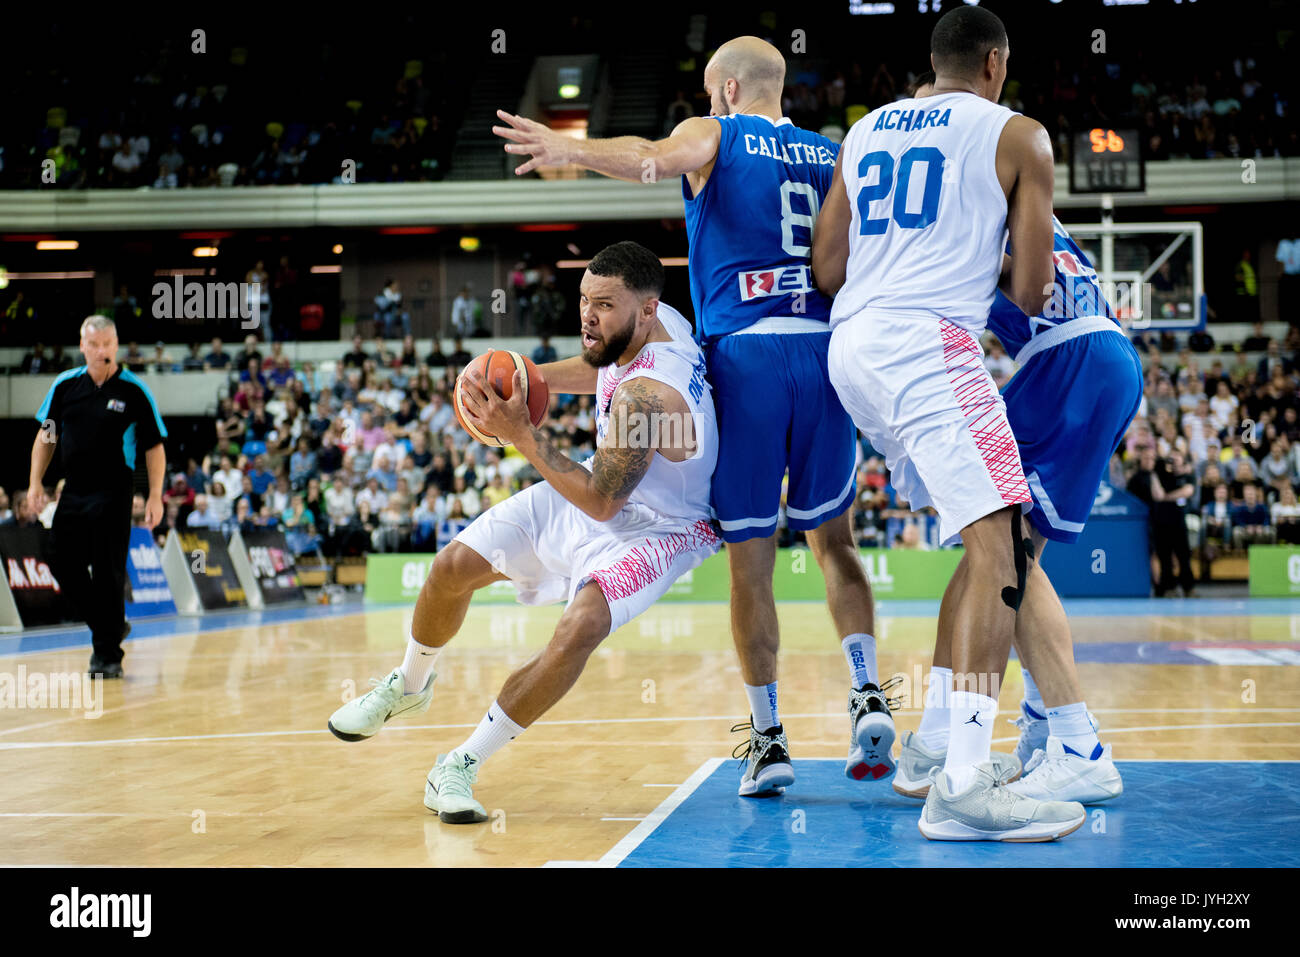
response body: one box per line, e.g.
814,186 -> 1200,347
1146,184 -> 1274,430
1011,701 -> 1049,770
731,719 -> 794,797
1009,736 -> 1123,805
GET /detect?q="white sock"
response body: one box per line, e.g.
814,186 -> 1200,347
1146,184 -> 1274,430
1021,667 -> 1047,719
1048,702 -> 1102,759
745,682 -> 780,732
942,690 -> 998,793
916,666 -> 952,751
400,634 -> 440,694
841,633 -> 877,690
460,700 -> 526,762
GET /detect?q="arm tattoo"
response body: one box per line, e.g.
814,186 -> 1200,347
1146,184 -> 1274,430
593,378 -> 661,505
528,426 -> 583,475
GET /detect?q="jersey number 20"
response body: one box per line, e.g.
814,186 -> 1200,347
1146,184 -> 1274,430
855,147 -> 945,235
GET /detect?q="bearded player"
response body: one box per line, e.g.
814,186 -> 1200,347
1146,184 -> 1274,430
327,242 -> 720,823
494,36 -> 892,799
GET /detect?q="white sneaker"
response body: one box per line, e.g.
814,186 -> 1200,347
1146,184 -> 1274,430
892,730 -> 1021,799
919,762 -> 1086,842
1008,736 -> 1123,805
328,668 -> 436,741
425,749 -> 488,823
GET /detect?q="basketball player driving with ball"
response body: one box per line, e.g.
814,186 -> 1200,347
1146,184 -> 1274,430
327,241 -> 721,824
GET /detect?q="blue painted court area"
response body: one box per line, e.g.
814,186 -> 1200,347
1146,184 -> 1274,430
619,759 -> 1300,868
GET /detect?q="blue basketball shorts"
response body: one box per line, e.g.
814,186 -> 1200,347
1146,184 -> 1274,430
706,328 -> 857,544
1002,322 -> 1144,544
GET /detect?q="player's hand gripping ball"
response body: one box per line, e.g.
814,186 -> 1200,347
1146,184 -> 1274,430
453,350 -> 549,447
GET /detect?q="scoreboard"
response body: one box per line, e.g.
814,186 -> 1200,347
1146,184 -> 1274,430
1069,127 -> 1146,194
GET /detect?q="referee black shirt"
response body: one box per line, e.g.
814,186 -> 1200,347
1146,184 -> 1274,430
36,365 -> 168,505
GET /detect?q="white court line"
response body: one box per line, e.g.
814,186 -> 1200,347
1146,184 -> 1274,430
6,713 -> 1300,752
542,759 -> 724,867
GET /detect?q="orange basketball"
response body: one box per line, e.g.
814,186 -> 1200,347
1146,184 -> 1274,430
453,349 -> 549,447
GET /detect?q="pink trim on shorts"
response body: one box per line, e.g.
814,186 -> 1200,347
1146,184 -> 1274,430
587,519 -> 720,603
939,319 -> 1031,506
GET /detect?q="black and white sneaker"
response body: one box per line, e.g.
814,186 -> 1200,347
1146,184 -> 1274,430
732,718 -> 795,797
845,681 -> 897,781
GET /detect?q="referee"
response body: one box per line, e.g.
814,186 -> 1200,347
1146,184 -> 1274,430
27,316 -> 167,678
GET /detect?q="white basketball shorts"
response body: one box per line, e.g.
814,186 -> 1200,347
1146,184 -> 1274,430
454,482 -> 721,636
828,310 -> 1031,545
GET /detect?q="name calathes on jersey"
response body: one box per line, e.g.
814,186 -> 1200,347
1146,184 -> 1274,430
741,134 -> 836,166
870,107 -> 953,133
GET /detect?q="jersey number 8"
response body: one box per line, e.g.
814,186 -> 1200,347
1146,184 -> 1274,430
856,147 -> 946,235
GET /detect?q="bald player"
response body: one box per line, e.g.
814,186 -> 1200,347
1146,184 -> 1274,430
495,37 -> 894,798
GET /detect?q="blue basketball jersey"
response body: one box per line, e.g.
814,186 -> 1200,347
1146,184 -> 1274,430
682,114 -> 839,343
986,217 -> 1118,357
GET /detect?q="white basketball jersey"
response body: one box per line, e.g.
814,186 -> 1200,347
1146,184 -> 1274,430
829,92 -> 1018,334
592,302 -> 718,522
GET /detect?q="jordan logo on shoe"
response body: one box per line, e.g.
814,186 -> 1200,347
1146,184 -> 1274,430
965,713 -> 982,727
870,736 -> 881,745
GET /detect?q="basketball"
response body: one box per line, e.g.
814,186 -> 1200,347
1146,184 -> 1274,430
453,349 -> 549,446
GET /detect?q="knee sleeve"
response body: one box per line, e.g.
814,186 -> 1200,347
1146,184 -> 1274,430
1000,509 -> 1034,612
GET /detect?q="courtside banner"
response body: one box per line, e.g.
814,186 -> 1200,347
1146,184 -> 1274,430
241,529 -> 305,604
125,526 -> 177,618
0,526 -> 74,627
364,549 -> 962,604
659,549 -> 964,601
1248,545 -> 1300,597
178,530 -> 247,610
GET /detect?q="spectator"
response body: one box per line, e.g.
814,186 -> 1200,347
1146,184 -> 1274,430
153,162 -> 178,189
1242,321 -> 1271,352
246,455 -> 275,496
367,452 -> 399,492
1128,447 -> 1196,596
447,337 -> 472,368
182,341 -> 206,370
186,494 -> 221,528
1272,485 -> 1300,544
1230,484 -> 1273,546
233,334 -> 263,372
374,278 -> 410,339
151,341 -> 177,374
356,476 -> 389,515
450,285 -> 478,337
982,335 -> 1015,387
532,335 -> 558,366
20,343 -> 52,374
204,337 -> 231,370
398,334 -> 419,368
341,334 -> 369,369
437,499 -> 472,549
0,488 -> 12,524
426,340 -> 448,368
123,342 -> 148,373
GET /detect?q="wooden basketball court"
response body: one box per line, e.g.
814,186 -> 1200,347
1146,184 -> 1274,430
1,598 -> 1297,867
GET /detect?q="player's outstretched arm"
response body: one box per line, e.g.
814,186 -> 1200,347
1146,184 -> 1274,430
537,355 -> 597,395
812,150 -> 851,296
997,115 -> 1056,317
494,111 -> 720,183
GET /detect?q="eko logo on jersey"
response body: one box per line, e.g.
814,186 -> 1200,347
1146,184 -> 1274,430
738,265 -> 814,301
